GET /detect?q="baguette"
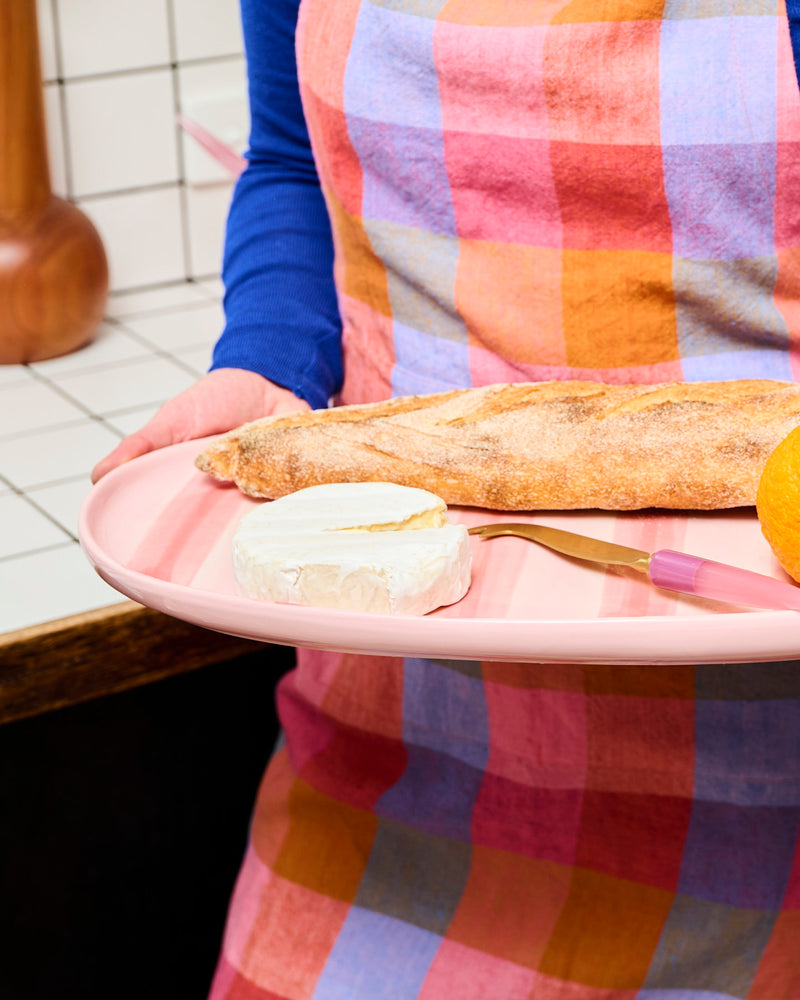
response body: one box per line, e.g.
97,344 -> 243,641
194,379 -> 800,510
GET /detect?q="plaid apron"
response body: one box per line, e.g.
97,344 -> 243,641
210,2 -> 800,997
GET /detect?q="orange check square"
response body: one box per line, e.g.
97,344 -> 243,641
327,194 -> 392,318
481,661 -> 585,693
273,779 -> 377,902
583,664 -> 695,700
447,846 -> 571,969
552,0 -> 665,22
538,867 -> 674,989
561,248 -> 678,369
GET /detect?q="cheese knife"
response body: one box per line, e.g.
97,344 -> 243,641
468,522 -> 800,611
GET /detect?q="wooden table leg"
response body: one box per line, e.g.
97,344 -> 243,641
0,0 -> 108,364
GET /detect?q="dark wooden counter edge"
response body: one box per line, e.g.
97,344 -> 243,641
0,601 -> 266,726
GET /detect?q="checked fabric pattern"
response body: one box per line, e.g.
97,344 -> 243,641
297,0 -> 800,403
211,657 -> 800,999
209,2 -> 800,998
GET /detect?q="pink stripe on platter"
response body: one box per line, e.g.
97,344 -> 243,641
128,471 -> 246,586
442,510 -> 613,622
455,515 -> 534,619
599,513 -> 689,619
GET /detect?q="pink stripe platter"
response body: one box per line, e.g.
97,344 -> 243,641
78,437 -> 800,665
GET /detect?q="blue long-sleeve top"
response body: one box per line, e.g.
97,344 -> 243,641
210,0 -> 341,410
213,0 -> 800,411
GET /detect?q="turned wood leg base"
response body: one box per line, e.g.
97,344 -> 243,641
0,196 -> 108,363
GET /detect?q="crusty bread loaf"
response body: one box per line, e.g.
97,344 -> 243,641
194,379 -> 800,510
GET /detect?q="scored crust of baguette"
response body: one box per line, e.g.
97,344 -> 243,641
194,379 -> 800,510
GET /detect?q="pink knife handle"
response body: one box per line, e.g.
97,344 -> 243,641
649,549 -> 800,611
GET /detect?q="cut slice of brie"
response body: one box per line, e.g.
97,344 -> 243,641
232,482 -> 471,615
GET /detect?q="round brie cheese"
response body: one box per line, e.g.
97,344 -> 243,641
232,482 -> 471,615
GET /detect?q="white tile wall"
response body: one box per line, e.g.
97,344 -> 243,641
66,69 -> 180,196
0,419 -> 123,491
42,83 -> 68,195
37,0 -> 58,80
38,0 -> 246,293
119,300 -> 225,353
0,494 -> 70,559
172,0 -> 244,61
185,183 -> 235,275
81,188 -> 187,289
1,381 -> 88,437
0,544 -> 125,633
58,0 -> 171,77
1,3 -> 247,633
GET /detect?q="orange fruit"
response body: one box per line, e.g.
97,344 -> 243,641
756,425 -> 800,583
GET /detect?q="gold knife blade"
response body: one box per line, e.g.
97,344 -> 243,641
468,522 -> 652,573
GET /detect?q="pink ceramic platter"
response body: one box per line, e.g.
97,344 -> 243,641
78,437 -> 800,665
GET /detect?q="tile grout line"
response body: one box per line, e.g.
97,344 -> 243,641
0,413 -> 121,447
1,281 -> 220,586
3,487 -> 79,546
0,540 -> 79,566
16,349 -> 203,423
50,0 -> 75,199
27,334 -> 212,380
55,51 -> 242,88
20,365 -> 121,427
166,0 -> 195,283
6,471 -> 100,497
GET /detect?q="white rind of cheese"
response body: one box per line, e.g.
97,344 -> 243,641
232,482 -> 472,615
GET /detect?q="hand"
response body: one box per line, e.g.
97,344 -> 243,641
91,367 -> 310,482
